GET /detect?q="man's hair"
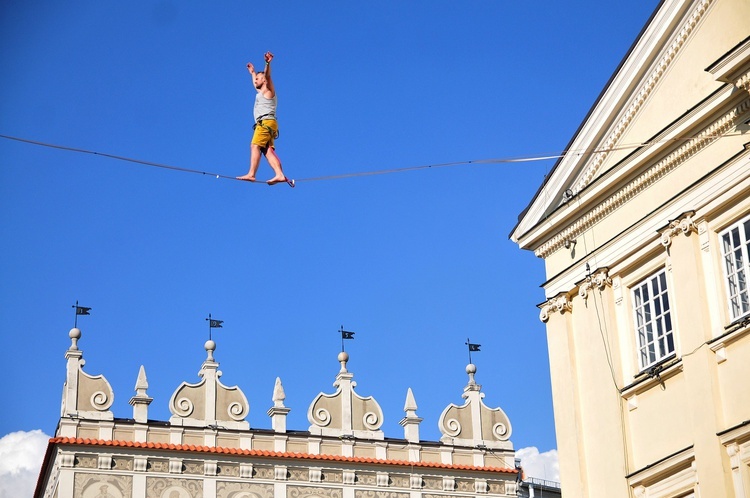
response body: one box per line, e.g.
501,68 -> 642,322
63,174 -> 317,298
256,71 -> 265,76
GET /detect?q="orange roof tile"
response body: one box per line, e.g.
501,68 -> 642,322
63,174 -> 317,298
48,437 -> 517,474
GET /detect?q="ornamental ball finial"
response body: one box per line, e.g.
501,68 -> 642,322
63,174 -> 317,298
466,363 -> 477,375
205,339 -> 216,351
69,327 -> 81,350
338,351 -> 349,373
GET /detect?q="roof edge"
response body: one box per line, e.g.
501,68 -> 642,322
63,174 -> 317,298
47,437 -> 518,474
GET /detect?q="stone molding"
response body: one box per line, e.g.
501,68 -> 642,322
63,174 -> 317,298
578,268 -> 613,300
535,97 -> 750,259
572,0 -> 713,193
539,294 -> 572,323
736,69 -> 750,94
659,211 -> 697,248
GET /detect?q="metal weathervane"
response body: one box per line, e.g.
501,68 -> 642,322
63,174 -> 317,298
206,313 -> 223,340
340,325 -> 355,352
72,300 -> 91,328
465,338 -> 481,363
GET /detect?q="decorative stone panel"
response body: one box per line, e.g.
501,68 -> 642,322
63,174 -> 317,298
184,461 -> 203,475
112,457 -> 133,471
423,477 -> 442,490
488,481 -> 506,494
288,486 -> 343,498
74,456 -> 97,469
217,463 -> 240,477
355,491 -> 409,498
455,479 -> 473,492
147,459 -> 169,473
74,473 -> 132,498
322,470 -> 342,483
255,466 -> 275,479
358,473 -> 377,486
217,481 -> 273,498
146,477 -> 202,498
390,475 -> 409,488
289,467 -> 308,481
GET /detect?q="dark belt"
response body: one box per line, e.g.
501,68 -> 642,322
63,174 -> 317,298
255,113 -> 276,123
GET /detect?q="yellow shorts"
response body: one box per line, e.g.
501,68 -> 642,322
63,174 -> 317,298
252,119 -> 278,150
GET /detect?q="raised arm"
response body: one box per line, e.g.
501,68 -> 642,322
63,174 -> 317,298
246,62 -> 258,89
263,51 -> 275,97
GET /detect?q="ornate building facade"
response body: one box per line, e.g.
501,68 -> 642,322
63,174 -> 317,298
35,327 -> 524,498
511,0 -> 750,496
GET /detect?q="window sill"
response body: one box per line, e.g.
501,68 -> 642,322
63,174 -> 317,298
721,314 -> 750,336
710,319 -> 750,361
621,356 -> 682,396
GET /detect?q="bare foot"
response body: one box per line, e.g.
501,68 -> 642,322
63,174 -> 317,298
267,176 -> 287,185
236,174 -> 256,182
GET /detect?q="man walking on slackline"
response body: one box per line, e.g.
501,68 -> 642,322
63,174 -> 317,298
237,51 -> 287,184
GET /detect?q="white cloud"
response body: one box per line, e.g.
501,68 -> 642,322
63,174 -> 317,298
516,446 -> 560,483
0,430 -> 51,498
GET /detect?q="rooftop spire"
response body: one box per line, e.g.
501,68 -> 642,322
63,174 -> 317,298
129,365 -> 153,424
268,377 -> 291,433
399,388 -> 422,444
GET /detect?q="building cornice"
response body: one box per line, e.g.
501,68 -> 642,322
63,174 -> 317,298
572,0 -> 713,193
533,97 -> 749,259
45,437 -> 518,474
512,0 -> 705,242
539,151 -> 749,298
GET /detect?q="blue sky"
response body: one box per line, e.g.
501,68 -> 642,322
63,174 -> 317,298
0,1 -> 659,486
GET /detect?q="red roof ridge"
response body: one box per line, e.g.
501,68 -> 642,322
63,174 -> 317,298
48,437 -> 517,474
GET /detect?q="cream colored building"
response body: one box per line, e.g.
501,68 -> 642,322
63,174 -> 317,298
35,326 -> 525,498
511,0 -> 750,496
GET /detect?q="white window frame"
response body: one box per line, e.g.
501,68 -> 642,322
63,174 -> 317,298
719,213 -> 750,322
632,268 -> 675,370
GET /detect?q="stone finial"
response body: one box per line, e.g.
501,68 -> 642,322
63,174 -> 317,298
169,340 -> 250,430
338,351 -> 349,373
399,388 -> 423,443
129,365 -> 153,423
438,363 -> 513,450
307,352 -> 384,439
60,327 -> 114,422
268,377 -> 291,433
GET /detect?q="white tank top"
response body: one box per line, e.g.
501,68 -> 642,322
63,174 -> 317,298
254,93 -> 277,122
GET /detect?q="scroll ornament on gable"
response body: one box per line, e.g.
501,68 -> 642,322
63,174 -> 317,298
438,363 -> 512,450
168,339 -> 250,430
307,351 -> 384,439
61,327 -> 115,421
